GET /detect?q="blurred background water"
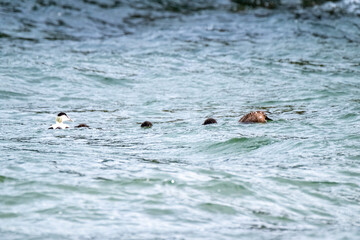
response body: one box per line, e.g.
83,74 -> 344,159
0,0 -> 360,239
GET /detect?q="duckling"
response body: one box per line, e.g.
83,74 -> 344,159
203,118 -> 217,125
239,111 -> 272,123
75,123 -> 90,128
49,112 -> 73,129
141,121 -> 153,128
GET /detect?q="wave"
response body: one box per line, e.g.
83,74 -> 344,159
0,0 -> 358,43
1,0 -> 357,12
311,0 -> 360,15
205,137 -> 274,155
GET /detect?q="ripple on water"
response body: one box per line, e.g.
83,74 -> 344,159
198,202 -> 237,215
194,179 -> 253,197
0,175 -> 16,183
82,73 -> 133,87
206,137 -> 275,155
0,90 -> 28,99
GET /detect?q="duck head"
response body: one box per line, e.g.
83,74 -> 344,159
56,112 -> 73,123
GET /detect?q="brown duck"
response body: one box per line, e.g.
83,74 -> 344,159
239,111 -> 272,123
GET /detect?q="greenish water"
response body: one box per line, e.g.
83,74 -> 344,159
1,0 -> 360,239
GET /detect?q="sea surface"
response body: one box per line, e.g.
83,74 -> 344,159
1,0 -> 360,239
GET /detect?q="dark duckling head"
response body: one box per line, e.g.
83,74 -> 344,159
203,118 -> 217,125
75,124 -> 90,128
141,121 -> 153,128
239,111 -> 272,123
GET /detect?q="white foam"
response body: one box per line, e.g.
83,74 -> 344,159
321,0 -> 360,15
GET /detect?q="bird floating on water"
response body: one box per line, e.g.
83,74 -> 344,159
75,123 -> 90,128
141,121 -> 153,128
239,111 -> 272,123
49,112 -> 73,129
203,118 -> 217,125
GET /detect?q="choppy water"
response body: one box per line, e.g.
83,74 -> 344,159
1,0 -> 360,239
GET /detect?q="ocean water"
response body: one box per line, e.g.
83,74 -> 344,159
1,0 -> 360,239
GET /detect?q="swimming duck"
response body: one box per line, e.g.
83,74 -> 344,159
239,111 -> 272,123
75,123 -> 90,128
141,121 -> 153,128
203,118 -> 217,125
49,112 -> 73,129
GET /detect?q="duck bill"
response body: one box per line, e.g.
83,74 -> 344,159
265,116 -> 273,122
